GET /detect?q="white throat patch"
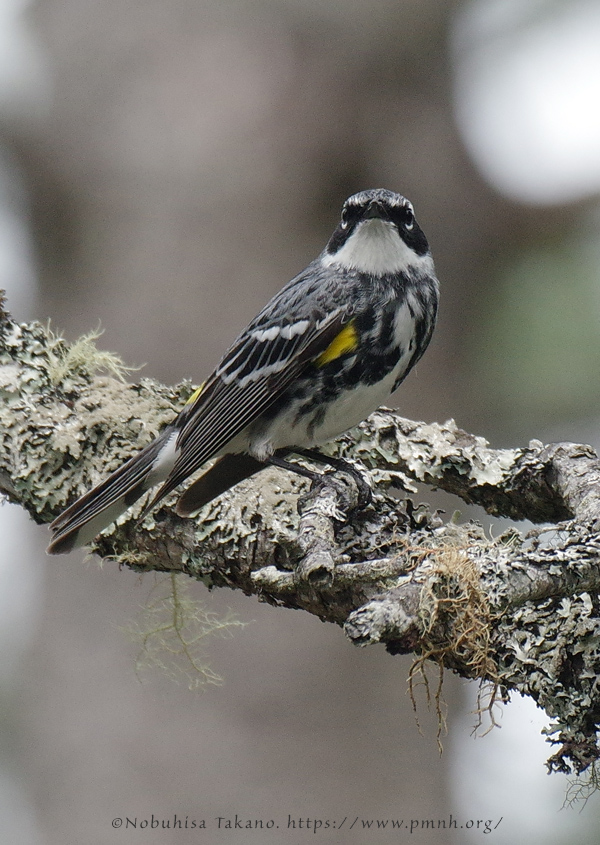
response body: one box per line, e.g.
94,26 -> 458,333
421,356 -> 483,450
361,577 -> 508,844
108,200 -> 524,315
323,219 -> 428,275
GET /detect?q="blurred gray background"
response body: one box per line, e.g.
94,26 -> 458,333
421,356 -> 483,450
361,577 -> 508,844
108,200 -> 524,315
2,0 -> 600,842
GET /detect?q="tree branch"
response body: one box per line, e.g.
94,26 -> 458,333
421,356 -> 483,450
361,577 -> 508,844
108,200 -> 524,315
3,291 -> 600,777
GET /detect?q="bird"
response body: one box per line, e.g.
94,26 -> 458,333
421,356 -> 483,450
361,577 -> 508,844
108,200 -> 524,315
47,188 -> 440,555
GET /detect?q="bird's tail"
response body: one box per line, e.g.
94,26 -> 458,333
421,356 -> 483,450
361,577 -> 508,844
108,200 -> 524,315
47,428 -> 179,555
175,453 -> 264,517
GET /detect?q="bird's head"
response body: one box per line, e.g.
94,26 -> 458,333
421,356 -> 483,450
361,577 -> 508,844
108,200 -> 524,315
324,188 -> 431,276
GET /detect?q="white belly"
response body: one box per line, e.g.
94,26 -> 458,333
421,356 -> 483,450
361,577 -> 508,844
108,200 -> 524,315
244,348 -> 413,459
300,366 -> 400,445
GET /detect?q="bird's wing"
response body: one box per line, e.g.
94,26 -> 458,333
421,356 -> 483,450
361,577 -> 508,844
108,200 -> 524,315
143,306 -> 351,508
48,308 -> 350,552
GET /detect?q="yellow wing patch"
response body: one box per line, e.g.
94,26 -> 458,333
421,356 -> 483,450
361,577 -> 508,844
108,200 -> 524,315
185,382 -> 205,405
315,320 -> 359,368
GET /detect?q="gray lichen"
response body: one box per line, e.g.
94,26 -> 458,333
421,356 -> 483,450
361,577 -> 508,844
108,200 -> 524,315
3,291 -> 600,776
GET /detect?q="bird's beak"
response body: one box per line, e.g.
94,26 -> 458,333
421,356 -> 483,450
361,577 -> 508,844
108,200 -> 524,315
364,200 -> 388,220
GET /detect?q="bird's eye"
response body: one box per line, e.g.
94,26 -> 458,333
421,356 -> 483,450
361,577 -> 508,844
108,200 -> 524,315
340,208 -> 349,230
402,208 -> 414,231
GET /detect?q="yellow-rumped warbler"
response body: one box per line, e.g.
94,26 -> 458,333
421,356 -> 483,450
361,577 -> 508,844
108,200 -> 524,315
48,189 -> 439,554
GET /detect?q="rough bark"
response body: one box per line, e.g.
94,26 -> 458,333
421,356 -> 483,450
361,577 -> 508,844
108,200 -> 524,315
3,292 -> 600,777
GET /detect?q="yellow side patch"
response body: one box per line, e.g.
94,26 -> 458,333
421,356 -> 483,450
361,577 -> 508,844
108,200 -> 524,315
315,320 -> 359,368
185,382 -> 205,405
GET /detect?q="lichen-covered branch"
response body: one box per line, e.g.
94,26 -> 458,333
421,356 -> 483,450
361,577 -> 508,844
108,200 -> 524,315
3,291 -> 600,777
